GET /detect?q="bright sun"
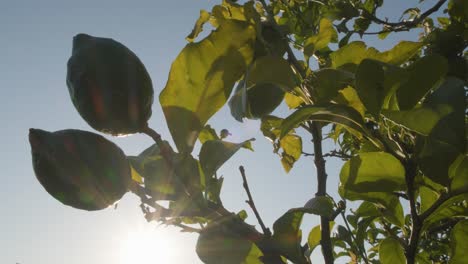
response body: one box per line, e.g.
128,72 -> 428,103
120,227 -> 180,264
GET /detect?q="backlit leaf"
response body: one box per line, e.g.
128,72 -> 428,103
280,134 -> 302,173
247,55 -> 296,90
418,77 -> 465,185
330,41 -> 422,69
312,68 -> 354,103
304,196 -> 334,218
186,10 -> 211,42
304,18 -> 337,58
355,59 -> 385,116
160,20 -> 255,153
449,155 -> 468,192
379,238 -> 405,264
272,209 -> 308,264
339,152 -> 406,193
383,104 -> 453,136
280,104 -> 382,148
449,220 -> 468,264
199,139 -> 254,178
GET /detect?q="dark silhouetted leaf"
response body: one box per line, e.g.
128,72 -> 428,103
397,55 -> 448,110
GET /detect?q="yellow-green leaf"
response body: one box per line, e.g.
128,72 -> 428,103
186,10 -> 211,42
449,220 -> 468,264
304,18 -> 337,58
379,238 -> 405,264
160,20 -> 255,153
330,41 -> 422,69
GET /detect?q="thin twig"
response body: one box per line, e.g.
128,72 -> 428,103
361,0 -> 447,28
341,212 -> 369,264
323,150 -> 353,160
158,218 -> 202,233
129,182 -> 172,217
239,166 -> 271,237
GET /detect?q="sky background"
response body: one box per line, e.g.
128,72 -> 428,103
0,1 -> 443,263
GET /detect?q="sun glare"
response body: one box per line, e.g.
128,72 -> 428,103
120,227 -> 181,264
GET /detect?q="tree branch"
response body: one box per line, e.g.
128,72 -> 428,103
405,160 -> 421,264
361,0 -> 447,29
239,166 -> 272,237
310,123 -> 334,264
141,124 -> 286,262
257,1 -> 333,262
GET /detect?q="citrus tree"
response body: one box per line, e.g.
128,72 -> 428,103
28,0 -> 467,263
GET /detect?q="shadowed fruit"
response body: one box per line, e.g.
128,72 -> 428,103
67,33 -> 154,135
29,128 -> 131,210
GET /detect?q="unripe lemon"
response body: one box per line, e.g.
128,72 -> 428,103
67,34 -> 153,135
29,128 -> 131,210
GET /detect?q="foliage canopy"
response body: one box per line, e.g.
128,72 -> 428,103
29,0 -> 467,263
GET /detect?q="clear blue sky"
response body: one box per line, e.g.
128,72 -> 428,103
0,1 -> 441,263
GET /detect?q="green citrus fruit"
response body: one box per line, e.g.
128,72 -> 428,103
67,33 -> 153,135
29,128 -> 131,210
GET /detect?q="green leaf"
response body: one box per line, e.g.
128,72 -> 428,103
353,17 -> 371,33
247,55 -> 296,91
237,210 -> 248,221
381,200 -> 404,227
419,186 -> 439,214
378,31 -> 391,40
304,18 -> 337,58
307,225 -> 321,252
382,104 -> 453,136
312,68 -> 354,103
198,125 -> 220,144
281,104 -> 384,149
379,238 -> 405,264
355,59 -> 385,116
304,196 -> 335,218
272,209 -> 308,264
397,54 -> 448,110
334,86 -> 366,117
260,115 -> 283,142
355,201 -> 381,219
280,134 -> 302,173
449,155 -> 468,192
186,10 -> 211,42
418,77 -> 466,185
160,20 -> 255,153
128,142 -> 180,198
423,194 -> 468,231
449,220 -> 468,264
281,104 -> 362,138
129,165 -> 144,184
210,0 -> 256,25
174,154 -> 204,193
307,222 -> 335,252
339,152 -> 406,193
196,227 -> 262,264
448,0 -> 468,22
284,91 -> 304,109
330,41 -> 422,69
199,139 -> 254,178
